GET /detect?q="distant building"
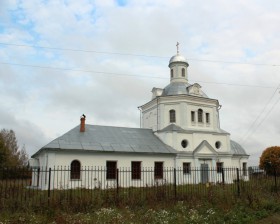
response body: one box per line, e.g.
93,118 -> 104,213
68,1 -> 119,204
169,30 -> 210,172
29,46 -> 249,189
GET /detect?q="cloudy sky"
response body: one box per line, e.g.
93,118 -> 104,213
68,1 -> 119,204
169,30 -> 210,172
0,0 -> 280,165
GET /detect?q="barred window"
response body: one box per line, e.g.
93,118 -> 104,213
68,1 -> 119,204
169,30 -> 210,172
70,160 -> 81,180
131,161 -> 141,180
191,111 -> 195,122
216,162 -> 223,173
154,162 -> 163,179
106,161 -> 117,180
170,110 -> 176,123
198,109 -> 203,123
183,162 -> 191,174
206,113 -> 210,123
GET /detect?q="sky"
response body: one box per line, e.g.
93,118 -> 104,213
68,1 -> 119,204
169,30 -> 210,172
0,0 -> 280,166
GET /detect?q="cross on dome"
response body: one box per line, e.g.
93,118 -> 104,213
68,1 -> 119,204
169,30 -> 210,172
176,42 -> 179,54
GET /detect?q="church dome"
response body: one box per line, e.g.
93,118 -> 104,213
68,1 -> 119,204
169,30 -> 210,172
169,54 -> 189,66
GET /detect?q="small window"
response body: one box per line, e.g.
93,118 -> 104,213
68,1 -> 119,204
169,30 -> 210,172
183,162 -> 191,174
106,161 -> 117,180
171,69 -> 174,78
216,162 -> 223,173
191,111 -> 195,122
154,162 -> 163,179
169,110 -> 176,123
181,140 -> 188,148
182,68 -> 185,77
198,109 -> 203,123
206,113 -> 210,123
215,141 -> 221,149
243,162 -> 247,176
70,160 -> 81,180
132,161 -> 141,180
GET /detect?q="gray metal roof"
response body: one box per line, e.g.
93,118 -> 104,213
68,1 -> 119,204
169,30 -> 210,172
36,125 -> 177,155
161,82 -> 208,97
158,124 -> 229,135
169,54 -> 189,66
230,140 -> 248,155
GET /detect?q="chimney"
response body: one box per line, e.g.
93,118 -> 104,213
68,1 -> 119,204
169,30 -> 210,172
80,114 -> 86,132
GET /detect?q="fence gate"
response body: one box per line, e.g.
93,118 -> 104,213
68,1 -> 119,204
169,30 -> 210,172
201,164 -> 209,183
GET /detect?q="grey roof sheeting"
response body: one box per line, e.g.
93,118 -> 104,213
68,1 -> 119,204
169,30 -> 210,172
161,82 -> 208,97
35,125 -> 177,156
230,140 -> 248,155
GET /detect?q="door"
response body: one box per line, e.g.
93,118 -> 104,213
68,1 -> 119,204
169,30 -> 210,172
201,164 -> 209,183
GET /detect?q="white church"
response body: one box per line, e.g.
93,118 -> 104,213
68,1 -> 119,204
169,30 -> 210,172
30,46 -> 249,189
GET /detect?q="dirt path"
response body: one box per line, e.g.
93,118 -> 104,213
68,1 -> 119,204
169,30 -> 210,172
255,213 -> 280,224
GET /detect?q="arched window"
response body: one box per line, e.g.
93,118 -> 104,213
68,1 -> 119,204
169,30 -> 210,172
182,68 -> 185,77
198,109 -> 203,123
71,160 -> 81,179
170,69 -> 174,78
169,110 -> 176,123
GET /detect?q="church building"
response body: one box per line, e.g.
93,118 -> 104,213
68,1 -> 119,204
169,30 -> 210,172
30,46 -> 249,189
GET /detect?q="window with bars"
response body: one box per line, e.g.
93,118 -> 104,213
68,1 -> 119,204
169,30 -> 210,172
206,113 -> 210,123
131,161 -> 141,180
106,161 -> 117,180
216,162 -> 223,173
154,162 -> 163,179
70,160 -> 81,180
191,111 -> 195,122
198,109 -> 203,123
169,110 -> 176,123
183,162 -> 191,174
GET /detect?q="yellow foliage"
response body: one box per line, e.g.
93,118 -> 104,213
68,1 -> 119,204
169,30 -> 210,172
259,146 -> 280,174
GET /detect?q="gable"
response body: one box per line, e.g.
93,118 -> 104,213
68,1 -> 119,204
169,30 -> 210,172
193,140 -> 218,155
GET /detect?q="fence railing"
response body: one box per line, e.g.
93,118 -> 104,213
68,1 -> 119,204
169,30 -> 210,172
0,166 -> 277,210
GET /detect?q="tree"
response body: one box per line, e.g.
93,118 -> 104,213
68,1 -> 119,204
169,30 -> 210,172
259,146 -> 280,175
0,129 -> 29,167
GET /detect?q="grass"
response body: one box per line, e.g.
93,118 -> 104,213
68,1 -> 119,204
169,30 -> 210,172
1,175 -> 280,223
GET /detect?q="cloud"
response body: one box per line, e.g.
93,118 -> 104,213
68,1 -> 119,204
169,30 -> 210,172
0,0 -> 280,164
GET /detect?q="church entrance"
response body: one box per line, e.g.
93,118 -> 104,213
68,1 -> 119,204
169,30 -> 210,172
200,164 -> 209,183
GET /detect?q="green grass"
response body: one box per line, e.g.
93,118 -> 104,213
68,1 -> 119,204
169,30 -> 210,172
1,176 -> 280,223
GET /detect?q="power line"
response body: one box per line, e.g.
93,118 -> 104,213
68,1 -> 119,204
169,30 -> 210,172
1,42 -> 280,67
241,84 -> 280,144
0,61 -> 275,89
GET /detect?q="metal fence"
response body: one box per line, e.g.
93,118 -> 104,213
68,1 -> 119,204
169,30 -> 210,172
0,166 -> 278,210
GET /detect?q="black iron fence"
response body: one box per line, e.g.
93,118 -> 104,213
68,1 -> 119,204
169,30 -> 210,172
0,166 -> 277,210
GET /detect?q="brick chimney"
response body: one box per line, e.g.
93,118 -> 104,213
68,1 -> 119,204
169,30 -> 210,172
80,114 -> 86,132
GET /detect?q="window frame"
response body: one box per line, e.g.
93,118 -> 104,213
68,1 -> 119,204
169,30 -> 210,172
131,161 -> 141,180
191,111 -> 195,122
243,162 -> 247,176
70,160 -> 81,180
154,162 -> 164,179
198,109 -> 203,123
169,109 -> 176,123
206,113 -> 210,124
183,162 -> 191,174
216,162 -> 223,173
106,161 -> 117,180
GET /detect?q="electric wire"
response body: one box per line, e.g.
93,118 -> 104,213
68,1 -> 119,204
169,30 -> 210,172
241,84 -> 280,143
1,42 -> 280,67
0,61 -> 275,89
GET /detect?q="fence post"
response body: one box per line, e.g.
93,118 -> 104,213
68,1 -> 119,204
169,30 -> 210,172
48,168 -> 51,204
222,168 -> 225,185
116,168 -> 119,195
274,167 -> 277,192
236,168 -> 240,196
173,168 -> 177,199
